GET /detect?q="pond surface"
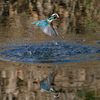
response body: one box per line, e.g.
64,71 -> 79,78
0,27 -> 100,100
0,40 -> 100,63
0,1 -> 100,99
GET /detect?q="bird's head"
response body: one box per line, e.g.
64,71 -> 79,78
53,92 -> 60,99
47,13 -> 63,22
52,13 -> 59,19
50,87 -> 60,99
50,87 -> 57,93
52,13 -> 63,19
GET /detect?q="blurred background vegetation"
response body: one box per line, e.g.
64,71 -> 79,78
0,0 -> 100,34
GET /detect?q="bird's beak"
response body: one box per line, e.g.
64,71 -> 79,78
56,17 -> 63,19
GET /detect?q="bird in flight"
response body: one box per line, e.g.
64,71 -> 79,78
31,13 -> 62,36
33,72 -> 60,98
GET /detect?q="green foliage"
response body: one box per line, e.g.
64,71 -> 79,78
85,91 -> 95,100
98,10 -> 100,15
85,20 -> 99,27
78,89 -> 100,100
86,0 -> 91,5
78,89 -> 86,99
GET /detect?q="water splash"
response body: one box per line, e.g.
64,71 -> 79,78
0,41 -> 100,63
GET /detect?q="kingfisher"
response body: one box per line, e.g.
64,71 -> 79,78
31,13 -> 62,36
33,72 -> 60,98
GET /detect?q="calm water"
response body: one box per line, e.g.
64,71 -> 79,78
0,0 -> 100,99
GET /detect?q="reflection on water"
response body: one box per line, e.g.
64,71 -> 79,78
1,63 -> 100,100
78,88 -> 100,100
0,0 -> 100,100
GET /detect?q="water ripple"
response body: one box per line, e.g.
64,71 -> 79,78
0,41 -> 100,63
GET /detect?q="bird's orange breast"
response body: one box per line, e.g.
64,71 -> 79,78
36,22 -> 39,26
37,81 -> 40,86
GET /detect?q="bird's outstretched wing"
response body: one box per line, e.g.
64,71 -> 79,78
32,20 -> 58,36
41,73 -> 56,86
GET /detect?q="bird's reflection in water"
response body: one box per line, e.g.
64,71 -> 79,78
33,72 -> 63,99
0,65 -> 100,100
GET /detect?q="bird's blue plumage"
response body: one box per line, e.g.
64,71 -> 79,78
35,73 -> 57,93
31,16 -> 58,36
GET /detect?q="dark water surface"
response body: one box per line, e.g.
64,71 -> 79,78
0,40 -> 100,63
